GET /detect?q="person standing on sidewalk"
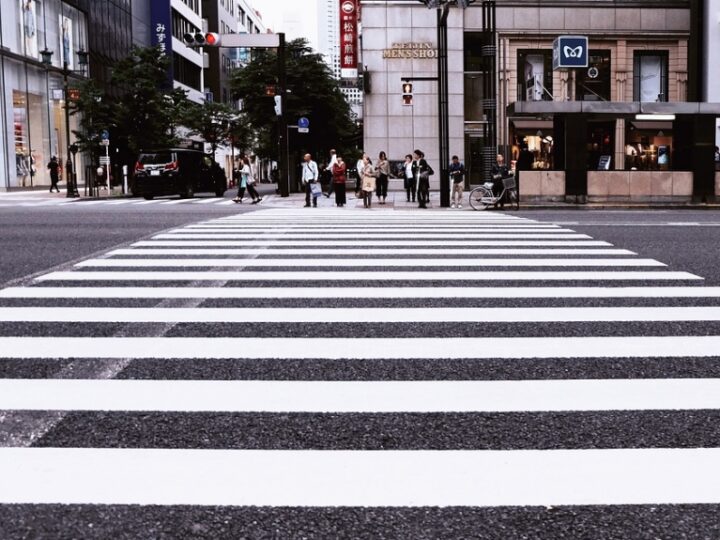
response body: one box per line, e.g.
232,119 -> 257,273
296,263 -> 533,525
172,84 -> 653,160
449,155 -> 465,209
403,154 -> 415,203
332,155 -> 347,207
325,149 -> 338,198
414,149 -> 433,209
361,154 -> 377,208
302,153 -> 320,207
355,154 -> 365,198
375,151 -> 390,205
47,156 -> 60,193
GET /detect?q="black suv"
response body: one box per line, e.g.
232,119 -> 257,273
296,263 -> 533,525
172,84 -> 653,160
133,149 -> 227,199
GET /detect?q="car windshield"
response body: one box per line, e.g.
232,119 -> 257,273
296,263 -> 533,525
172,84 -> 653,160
139,153 -> 173,165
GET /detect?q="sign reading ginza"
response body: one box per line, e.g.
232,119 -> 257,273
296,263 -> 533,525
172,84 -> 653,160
383,43 -> 438,59
339,0 -> 358,78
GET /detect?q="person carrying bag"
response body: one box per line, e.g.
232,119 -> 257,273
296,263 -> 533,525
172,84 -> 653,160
302,153 -> 320,208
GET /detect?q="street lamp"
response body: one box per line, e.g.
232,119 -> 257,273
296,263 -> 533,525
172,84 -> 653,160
40,47 -> 89,198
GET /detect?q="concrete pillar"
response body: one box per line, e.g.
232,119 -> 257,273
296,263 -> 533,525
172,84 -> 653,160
614,119 -> 625,171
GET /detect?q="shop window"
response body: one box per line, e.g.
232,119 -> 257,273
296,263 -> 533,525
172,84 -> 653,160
464,74 -> 485,121
587,122 -> 614,170
464,32 -> 492,72
517,50 -> 553,101
633,52 -> 669,102
576,50 -> 611,101
625,121 -> 673,170
510,125 -> 554,170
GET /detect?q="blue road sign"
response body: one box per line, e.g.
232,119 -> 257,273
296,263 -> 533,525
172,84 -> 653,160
553,36 -> 589,70
100,130 -> 110,140
298,117 -> 310,129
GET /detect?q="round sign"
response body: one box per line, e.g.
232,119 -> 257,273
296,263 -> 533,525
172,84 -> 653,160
100,129 -> 110,140
341,1 -> 355,14
298,117 -> 310,129
587,66 -> 599,79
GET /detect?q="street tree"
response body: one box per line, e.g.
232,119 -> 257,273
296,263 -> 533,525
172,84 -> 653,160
230,38 -> 358,162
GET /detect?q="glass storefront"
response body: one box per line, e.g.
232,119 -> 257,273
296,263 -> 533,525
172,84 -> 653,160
1,0 -> 88,190
625,121 -> 673,171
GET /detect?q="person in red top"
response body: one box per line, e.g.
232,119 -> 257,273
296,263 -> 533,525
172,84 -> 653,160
331,156 -> 347,207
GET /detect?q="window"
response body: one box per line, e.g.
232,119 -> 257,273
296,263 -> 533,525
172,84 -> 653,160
517,50 -> 553,101
634,51 -> 669,102
576,50 -> 611,101
464,33 -> 492,72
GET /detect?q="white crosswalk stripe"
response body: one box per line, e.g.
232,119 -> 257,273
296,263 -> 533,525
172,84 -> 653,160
0,208 -> 718,532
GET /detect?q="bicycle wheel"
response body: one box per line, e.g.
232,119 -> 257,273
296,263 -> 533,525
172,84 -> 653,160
507,189 -> 519,210
469,186 -> 493,210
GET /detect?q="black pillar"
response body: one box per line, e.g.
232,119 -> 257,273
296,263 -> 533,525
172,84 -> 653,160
564,115 -> 588,202
277,33 -> 290,197
692,116 -> 716,203
437,5 -> 450,208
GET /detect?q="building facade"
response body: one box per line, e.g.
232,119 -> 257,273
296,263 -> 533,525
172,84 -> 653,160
0,0 -> 90,190
361,0 -> 718,202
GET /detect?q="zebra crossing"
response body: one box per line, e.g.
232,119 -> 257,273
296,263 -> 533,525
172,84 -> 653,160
1,208 -> 719,535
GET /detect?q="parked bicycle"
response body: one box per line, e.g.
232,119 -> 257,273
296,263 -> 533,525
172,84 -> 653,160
468,173 -> 519,210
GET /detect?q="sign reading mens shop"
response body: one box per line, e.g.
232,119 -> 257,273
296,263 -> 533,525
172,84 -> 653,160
383,43 -> 438,59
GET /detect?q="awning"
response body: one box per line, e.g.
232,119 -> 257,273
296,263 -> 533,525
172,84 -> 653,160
507,101 -> 720,117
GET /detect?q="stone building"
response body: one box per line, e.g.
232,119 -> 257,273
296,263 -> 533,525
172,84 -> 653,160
360,0 -> 718,203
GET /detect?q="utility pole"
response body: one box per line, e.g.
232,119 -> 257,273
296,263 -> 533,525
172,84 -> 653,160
278,33 -> 290,197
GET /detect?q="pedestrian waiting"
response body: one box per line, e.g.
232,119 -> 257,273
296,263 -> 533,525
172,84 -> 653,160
449,155 -> 465,209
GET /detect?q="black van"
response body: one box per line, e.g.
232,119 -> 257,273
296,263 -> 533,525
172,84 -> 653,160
133,149 -> 227,199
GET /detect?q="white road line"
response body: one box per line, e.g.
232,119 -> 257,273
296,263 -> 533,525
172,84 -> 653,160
133,240 -> 614,247
1,286 -> 717,299
104,200 -> 135,205
133,199 -> 163,205
36,271 -> 701,282
160,199 -> 198,205
193,198 -> 224,204
2,378 -> 720,413
182,227 -> 573,233
186,224 -> 561,229
2,447 -> 720,506
107,248 -> 636,256
155,233 -> 593,239
216,200 -> 238,205
3,306 -> 720,323
74,258 -> 665,268
0,335 -> 718,359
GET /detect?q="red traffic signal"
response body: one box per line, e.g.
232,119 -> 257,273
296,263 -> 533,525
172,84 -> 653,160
183,32 -> 222,48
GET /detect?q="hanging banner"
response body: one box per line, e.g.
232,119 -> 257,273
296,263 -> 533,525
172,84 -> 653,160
151,0 -> 174,87
339,0 -> 358,79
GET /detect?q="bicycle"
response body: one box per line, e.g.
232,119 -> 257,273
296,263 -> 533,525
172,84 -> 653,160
468,173 -> 519,211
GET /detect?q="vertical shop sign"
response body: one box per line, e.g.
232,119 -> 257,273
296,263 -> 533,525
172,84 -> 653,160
339,0 -> 358,78
59,15 -> 74,69
151,0 -> 174,86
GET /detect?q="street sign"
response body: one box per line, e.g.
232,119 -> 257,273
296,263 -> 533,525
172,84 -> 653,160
99,156 -> 110,165
553,36 -> 589,70
298,128 -> 309,133
100,140 -> 110,146
298,117 -> 310,129
100,130 -> 110,140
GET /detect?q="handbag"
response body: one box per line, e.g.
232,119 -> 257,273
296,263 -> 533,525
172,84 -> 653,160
310,182 -> 322,197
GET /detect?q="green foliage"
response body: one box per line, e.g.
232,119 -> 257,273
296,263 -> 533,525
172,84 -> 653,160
182,101 -> 252,157
230,38 -> 359,161
68,79 -> 113,156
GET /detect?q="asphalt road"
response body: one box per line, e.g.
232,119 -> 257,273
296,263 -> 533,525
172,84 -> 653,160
0,203 -> 719,538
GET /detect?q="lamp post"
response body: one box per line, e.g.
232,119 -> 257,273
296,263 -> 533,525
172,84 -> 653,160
40,47 -> 89,198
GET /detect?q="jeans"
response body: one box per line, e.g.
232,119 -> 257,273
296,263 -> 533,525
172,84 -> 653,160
376,174 -> 388,198
246,182 -> 260,200
417,177 -> 430,207
405,177 -> 416,201
305,182 -> 317,206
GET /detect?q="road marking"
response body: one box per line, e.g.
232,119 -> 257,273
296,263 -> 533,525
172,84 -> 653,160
4,306 -> 720,323
1,286 -> 717,299
0,335 -> 718,359
36,271 -> 701,282
2,378 -> 720,412
133,240 -> 615,247
160,199 -> 199,205
74,258 -> 665,268
157,233 -> 593,239
216,200 -> 237,205
107,248 -> 637,256
2,447 -> 720,506
187,224 -> 561,229
104,200 -> 135,205
193,198 -> 224,204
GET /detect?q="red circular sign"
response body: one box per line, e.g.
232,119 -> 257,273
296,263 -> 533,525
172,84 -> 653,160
341,1 -> 355,14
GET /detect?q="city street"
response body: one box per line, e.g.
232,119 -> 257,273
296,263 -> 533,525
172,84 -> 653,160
0,202 -> 720,538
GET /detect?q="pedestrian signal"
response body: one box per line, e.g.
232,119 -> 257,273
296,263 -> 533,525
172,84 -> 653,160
402,82 -> 413,106
183,32 -> 222,47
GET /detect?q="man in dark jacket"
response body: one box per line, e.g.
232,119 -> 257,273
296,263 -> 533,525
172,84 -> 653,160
47,156 -> 60,193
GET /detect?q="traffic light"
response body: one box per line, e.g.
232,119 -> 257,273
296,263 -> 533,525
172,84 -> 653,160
274,95 -> 282,116
402,82 -> 413,106
183,32 -> 222,47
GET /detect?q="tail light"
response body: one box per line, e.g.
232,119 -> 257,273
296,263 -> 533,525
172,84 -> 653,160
164,161 -> 179,171
134,161 -> 144,171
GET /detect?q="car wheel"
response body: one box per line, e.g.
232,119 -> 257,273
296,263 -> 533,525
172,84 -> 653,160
180,183 -> 194,199
143,195 -> 154,200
